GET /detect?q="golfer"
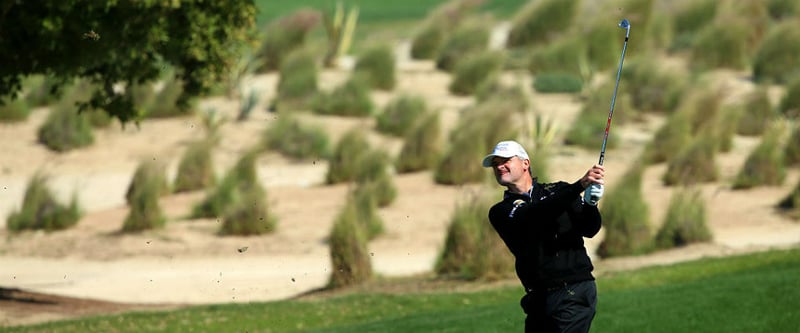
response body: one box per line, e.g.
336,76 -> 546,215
483,140 -> 605,333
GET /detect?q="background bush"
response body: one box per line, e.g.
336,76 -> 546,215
354,44 -> 396,91
778,179 -> 800,219
449,51 -> 505,96
527,37 -> 586,77
689,19 -> 750,71
670,0 -> 717,51
6,173 -> 81,232
312,76 -> 373,117
219,182 -> 276,236
173,139 -> 217,193
736,86 -> 775,136
785,124 -> 800,166
256,9 -> 321,72
732,124 -> 787,189
533,72 -> 584,93
145,76 -> 192,118
263,115 -> 330,160
435,190 -> 514,280
435,22 -> 489,72
37,102 -> 94,152
655,187 -> 712,249
328,196 -> 373,288
0,95 -> 30,123
778,75 -> 800,120
434,100 -> 520,185
619,56 -> 687,113
752,19 -> 800,83
597,165 -> 653,258
273,49 -> 318,112
506,0 -> 578,48
122,162 -> 168,232
376,94 -> 428,137
350,185 -> 385,240
192,150 -> 259,218
353,149 -> 397,208
125,160 -> 170,205
662,134 -> 719,186
326,129 -> 371,184
395,112 -> 442,173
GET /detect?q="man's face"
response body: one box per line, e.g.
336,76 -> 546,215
490,156 -> 529,186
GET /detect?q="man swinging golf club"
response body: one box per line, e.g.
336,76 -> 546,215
483,19 -> 630,333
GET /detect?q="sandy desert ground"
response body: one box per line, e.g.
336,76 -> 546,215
1,29 -> 799,327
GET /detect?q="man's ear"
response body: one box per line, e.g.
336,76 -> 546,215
523,158 -> 531,173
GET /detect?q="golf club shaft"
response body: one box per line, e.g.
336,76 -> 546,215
598,20 -> 630,167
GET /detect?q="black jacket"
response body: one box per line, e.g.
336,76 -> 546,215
488,180 -> 601,291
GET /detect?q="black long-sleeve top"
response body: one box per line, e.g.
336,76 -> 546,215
488,180 -> 602,292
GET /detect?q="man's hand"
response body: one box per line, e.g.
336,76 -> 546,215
583,184 -> 604,206
579,164 -> 605,189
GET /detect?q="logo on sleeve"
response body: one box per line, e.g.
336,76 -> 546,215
509,199 -> 526,218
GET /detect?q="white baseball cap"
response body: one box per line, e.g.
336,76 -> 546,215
482,140 -> 530,167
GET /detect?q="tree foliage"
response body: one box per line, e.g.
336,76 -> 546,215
0,0 -> 257,123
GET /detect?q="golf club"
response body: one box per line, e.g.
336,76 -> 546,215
598,18 -> 630,167
592,18 -> 629,201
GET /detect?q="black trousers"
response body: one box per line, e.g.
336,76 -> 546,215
520,280 -> 597,333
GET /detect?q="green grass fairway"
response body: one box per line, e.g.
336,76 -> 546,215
7,247 -> 799,332
255,0 -> 528,27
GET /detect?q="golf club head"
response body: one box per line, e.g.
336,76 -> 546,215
618,19 -> 630,38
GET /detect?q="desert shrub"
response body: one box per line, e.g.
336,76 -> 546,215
257,9 -> 321,72
434,100 -> 520,185
564,102 -> 620,150
778,179 -> 800,219
396,112 -> 442,173
219,182 -> 276,236
435,23 -> 489,72
689,19 -> 750,71
449,51 -> 505,96
376,94 -> 428,137
353,148 -> 397,208
237,89 -> 259,121
662,134 -> 719,186
475,81 -> 530,111
146,76 -> 191,118
533,72 -> 584,93
6,173 -> 81,232
328,195 -> 372,288
354,45 -> 396,91
23,75 -> 60,107
263,115 -> 330,160
620,56 -> 688,113
753,20 -> 800,84
670,0 -> 717,50
768,0 -> 799,20
737,86 -> 776,136
778,76 -> 800,120
409,0 -> 484,60
527,36 -> 586,77
173,139 -> 216,193
785,124 -> 800,166
37,102 -> 94,152
273,49 -> 318,112
125,160 -> 170,205
192,150 -> 259,218
350,185 -> 385,239
643,108 -> 692,164
436,190 -> 514,280
410,23 -> 446,60
0,95 -> 30,122
581,80 -> 638,124
582,17 -> 625,73
713,105 -> 739,153
122,163 -> 167,232
596,165 -> 653,258
312,76 -> 373,117
655,187 -> 712,249
732,125 -> 786,189
723,0 -> 771,50
326,129 -> 371,184
86,109 -> 113,128
520,113 -> 559,183
506,0 -> 579,48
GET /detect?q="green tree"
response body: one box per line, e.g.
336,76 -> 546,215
0,1 -> 257,123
